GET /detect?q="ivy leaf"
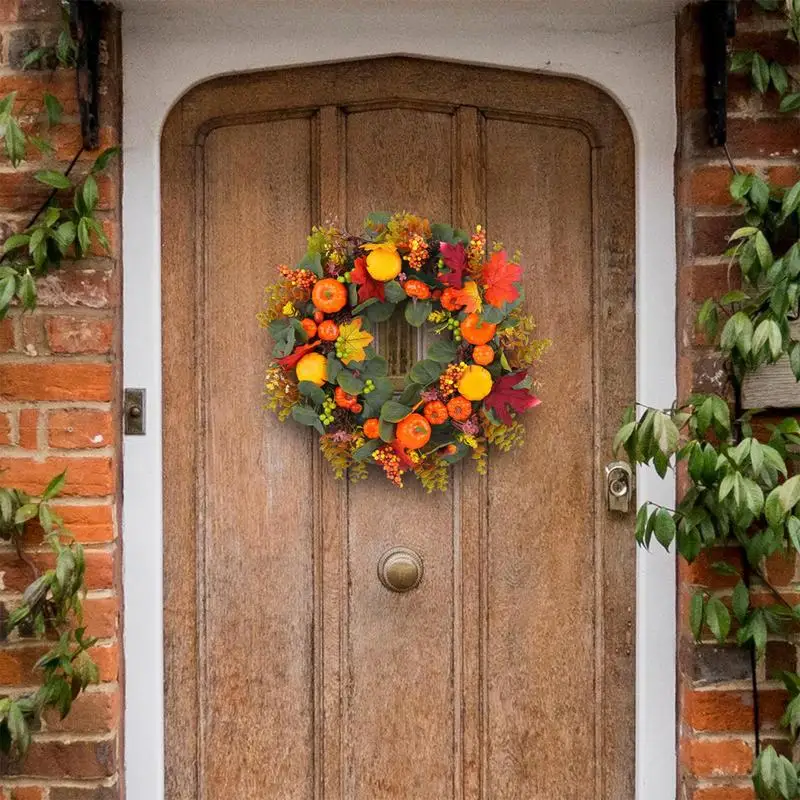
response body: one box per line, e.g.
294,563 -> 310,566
732,580 -> 750,624
705,596 -> 731,643
483,371 -> 541,426
336,318 -> 374,365
780,92 -> 800,112
653,508 -> 676,550
690,592 -> 705,640
481,250 -> 522,308
34,170 -> 71,190
752,52 -> 771,93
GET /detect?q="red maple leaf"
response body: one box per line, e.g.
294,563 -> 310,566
276,340 -> 320,370
482,250 -> 522,307
483,371 -> 541,425
437,242 -> 468,289
350,256 -> 385,303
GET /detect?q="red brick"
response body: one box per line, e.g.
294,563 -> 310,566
692,215 -> 743,259
35,270 -> 115,309
44,690 -> 118,733
0,414 -> 10,447
728,117 -> 800,159
691,787 -> 755,800
0,73 -> 76,113
681,737 -> 754,777
684,689 -> 786,732
49,787 -> 118,800
0,319 -> 15,353
767,165 -> 800,188
0,738 -> 116,778
0,788 -> 45,800
25,504 -> 115,544
0,646 -> 48,687
0,457 -> 114,496
17,409 -> 37,450
0,363 -> 112,401
88,643 -> 119,682
684,548 -> 743,589
45,316 -> 113,355
687,262 -> 740,302
0,549 -> 114,592
765,551 -> 797,585
48,409 -> 113,449
46,126 -> 116,164
690,166 -> 741,206
82,597 -> 118,639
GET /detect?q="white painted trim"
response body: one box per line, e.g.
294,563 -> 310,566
122,8 -> 678,799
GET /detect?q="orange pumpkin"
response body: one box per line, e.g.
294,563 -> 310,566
300,318 -> 317,339
472,343 -> 495,365
363,418 -> 381,439
404,279 -> 431,300
317,320 -> 340,341
460,313 -> 496,345
446,395 -> 472,422
396,413 -> 432,450
423,400 -> 449,425
312,278 -> 348,313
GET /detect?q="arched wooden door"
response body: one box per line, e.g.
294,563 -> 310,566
161,57 -> 636,799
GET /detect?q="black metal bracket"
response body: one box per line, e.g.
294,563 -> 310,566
69,0 -> 102,151
700,1 -> 738,147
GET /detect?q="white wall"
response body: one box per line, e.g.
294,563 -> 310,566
121,5 -> 678,799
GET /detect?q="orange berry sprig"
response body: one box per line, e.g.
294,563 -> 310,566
439,361 -> 467,399
467,225 -> 486,274
279,265 -> 317,291
405,233 -> 429,271
373,444 -> 405,487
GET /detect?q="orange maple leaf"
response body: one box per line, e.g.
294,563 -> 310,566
482,250 -> 522,308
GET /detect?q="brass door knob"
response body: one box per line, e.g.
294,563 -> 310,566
378,547 -> 423,593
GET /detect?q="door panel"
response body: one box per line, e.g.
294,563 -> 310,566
162,57 -> 636,800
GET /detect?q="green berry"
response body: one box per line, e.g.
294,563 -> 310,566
337,276 -> 346,283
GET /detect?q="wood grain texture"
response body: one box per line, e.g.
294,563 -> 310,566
161,57 -> 636,800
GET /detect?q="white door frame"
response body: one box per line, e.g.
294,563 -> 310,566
121,7 -> 678,799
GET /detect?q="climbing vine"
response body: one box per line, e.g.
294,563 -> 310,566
0,10 -> 116,757
618,2 -> 800,796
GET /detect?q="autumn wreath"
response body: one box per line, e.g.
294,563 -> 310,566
259,212 -> 549,490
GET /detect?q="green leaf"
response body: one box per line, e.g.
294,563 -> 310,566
378,418 -> 394,443
750,176 -> 771,214
689,592 -> 705,640
732,581 -> 750,623
790,341 -> 800,381
337,371 -> 365,395
14,503 -> 38,525
291,405 -> 324,435
380,401 -> 411,423
771,61 -> 789,95
34,169 -> 71,190
17,271 -> 36,310
43,92 -> 62,126
778,475 -> 800,515
383,281 -> 406,304
297,381 -> 326,407
82,175 -> 99,212
613,422 -> 636,456
408,359 -> 443,386
7,702 -> 29,754
752,52 -> 771,93
21,46 -> 49,69
4,116 -> 26,167
364,302 -> 396,323
427,339 -> 458,364
353,439 -> 381,462
756,231 -> 774,269
42,471 -> 66,500
404,300 -> 431,327
753,746 -> 798,800
351,297 -> 379,316
77,217 -> 90,254
53,221 -> 76,254
780,92 -> 800,112
753,318 -> 784,360
91,146 -> 120,173
3,233 -> 29,253
653,412 -> 679,456
653,508 -> 676,550
705,596 -> 731,643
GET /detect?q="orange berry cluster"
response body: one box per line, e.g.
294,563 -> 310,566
405,233 -> 429,271
373,445 -> 405,487
279,265 -> 317,291
439,361 -> 467,399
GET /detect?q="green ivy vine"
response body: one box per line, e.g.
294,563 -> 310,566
0,15 -> 116,757
618,1 -> 800,796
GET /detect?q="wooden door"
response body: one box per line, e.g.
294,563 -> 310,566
161,58 -> 635,800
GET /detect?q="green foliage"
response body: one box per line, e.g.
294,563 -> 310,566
0,475 -> 97,756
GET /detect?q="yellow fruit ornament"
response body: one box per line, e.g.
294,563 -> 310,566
296,352 -> 328,386
458,365 -> 493,401
363,243 -> 402,281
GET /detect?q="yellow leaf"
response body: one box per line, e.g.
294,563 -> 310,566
336,318 -> 374,365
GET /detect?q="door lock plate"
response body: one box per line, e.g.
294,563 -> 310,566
124,388 -> 146,435
605,461 -> 632,513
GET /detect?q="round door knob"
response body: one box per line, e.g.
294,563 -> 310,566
378,546 -> 423,593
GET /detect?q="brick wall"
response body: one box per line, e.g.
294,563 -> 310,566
677,3 -> 799,798
0,1 -> 122,798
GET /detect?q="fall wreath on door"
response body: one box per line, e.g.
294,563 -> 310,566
260,212 -> 549,490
